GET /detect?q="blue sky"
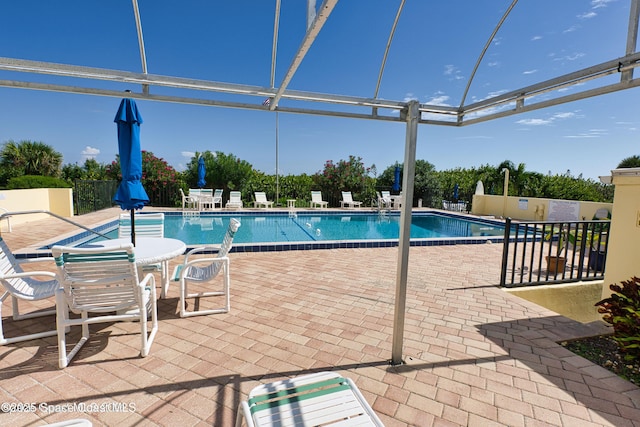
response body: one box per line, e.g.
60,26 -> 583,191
0,0 -> 638,180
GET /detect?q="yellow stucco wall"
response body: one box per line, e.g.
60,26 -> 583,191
0,188 -> 74,230
472,194 -> 612,221
504,281 -> 604,323
602,168 -> 640,298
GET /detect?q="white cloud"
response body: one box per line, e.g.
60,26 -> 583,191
553,112 -> 576,119
553,52 -> 586,61
427,93 -> 451,106
578,11 -> 597,19
443,65 -> 464,80
563,25 -> 579,33
181,151 -> 195,159
564,129 -> 607,138
81,146 -> 100,161
523,69 -> 537,75
487,61 -> 500,67
516,118 -> 553,126
531,35 -> 542,41
592,0 -> 614,9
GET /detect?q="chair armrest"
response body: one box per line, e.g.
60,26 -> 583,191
183,246 -> 220,263
173,256 -> 228,281
0,270 -> 57,280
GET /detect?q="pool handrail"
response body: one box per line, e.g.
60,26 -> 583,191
0,209 -> 112,240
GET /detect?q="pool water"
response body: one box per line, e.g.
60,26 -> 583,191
85,211 -> 505,246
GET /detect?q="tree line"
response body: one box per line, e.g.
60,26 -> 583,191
0,139 -> 625,208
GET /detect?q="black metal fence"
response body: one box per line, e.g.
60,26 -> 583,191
74,180 -> 182,215
74,180 -> 118,215
500,218 -> 609,288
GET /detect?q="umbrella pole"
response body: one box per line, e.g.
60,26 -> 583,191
130,210 -> 136,246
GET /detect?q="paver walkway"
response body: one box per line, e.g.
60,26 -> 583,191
0,208 -> 638,426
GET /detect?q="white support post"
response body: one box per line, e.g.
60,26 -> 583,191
391,100 -> 419,365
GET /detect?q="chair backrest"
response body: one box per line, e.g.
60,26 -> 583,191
219,218 -> 241,258
342,191 -> 354,203
255,192 -> 268,203
0,237 -> 28,296
381,191 -> 391,200
311,191 -> 324,202
229,191 -> 242,202
213,189 -> 223,201
189,189 -> 201,197
52,244 -> 140,312
118,213 -> 164,239
179,188 -> 186,198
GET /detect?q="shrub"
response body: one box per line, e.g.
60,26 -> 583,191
596,276 -> 640,362
7,175 -> 71,189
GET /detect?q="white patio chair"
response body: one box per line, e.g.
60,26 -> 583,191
179,188 -> 198,210
340,191 -> 362,209
52,243 -> 158,368
119,213 -> 170,297
253,192 -> 274,208
172,218 -> 240,317
212,189 -> 224,209
0,237 -> 59,345
377,191 -> 392,209
235,371 -> 384,427
310,191 -> 328,208
226,191 -> 243,209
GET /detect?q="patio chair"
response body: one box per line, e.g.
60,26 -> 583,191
226,191 -> 243,209
310,191 -> 328,208
253,192 -> 274,208
212,189 -> 224,209
119,213 -> 169,297
52,243 -> 158,368
0,237 -> 59,345
179,188 -> 198,210
235,371 -> 384,427
172,218 -> 240,317
340,191 -> 362,209
377,191 -> 392,209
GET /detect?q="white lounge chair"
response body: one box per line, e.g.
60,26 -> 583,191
172,218 -> 241,317
235,371 -> 384,427
310,191 -> 328,208
253,192 -> 274,208
377,191 -> 392,209
119,213 -> 170,297
179,188 -> 198,210
340,191 -> 362,209
52,243 -> 158,368
0,237 -> 59,345
226,191 -> 243,209
212,189 -> 224,209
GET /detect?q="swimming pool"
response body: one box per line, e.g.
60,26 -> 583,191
43,211 -> 507,252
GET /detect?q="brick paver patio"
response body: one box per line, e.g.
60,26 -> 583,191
1,208 -> 638,426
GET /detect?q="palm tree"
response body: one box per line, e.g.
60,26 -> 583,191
0,140 -> 63,181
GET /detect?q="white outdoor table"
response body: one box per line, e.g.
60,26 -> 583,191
88,237 -> 186,298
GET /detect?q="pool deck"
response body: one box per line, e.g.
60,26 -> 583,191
1,208 -> 638,426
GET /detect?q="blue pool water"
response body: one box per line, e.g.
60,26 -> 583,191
44,211 -> 506,252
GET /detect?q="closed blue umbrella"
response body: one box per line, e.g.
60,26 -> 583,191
392,165 -> 401,192
453,183 -> 459,201
197,156 -> 206,188
113,97 -> 148,245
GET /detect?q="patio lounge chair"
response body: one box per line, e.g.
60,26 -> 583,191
235,371 -> 384,427
0,237 -> 59,345
119,213 -> 170,297
310,191 -> 328,208
212,189 -> 224,209
172,218 -> 241,317
377,191 -> 392,209
253,192 -> 274,208
226,191 -> 243,209
52,243 -> 158,368
340,191 -> 362,209
179,188 -> 198,210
